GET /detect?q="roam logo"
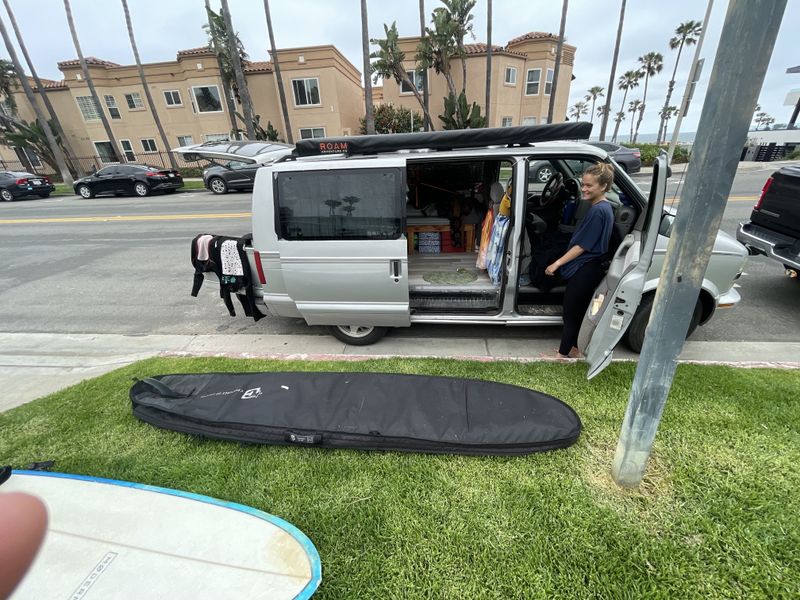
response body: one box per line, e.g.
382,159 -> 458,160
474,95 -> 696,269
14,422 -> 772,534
241,387 -> 263,400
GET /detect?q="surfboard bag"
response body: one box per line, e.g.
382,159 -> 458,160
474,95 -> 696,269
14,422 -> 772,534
130,372 -> 581,456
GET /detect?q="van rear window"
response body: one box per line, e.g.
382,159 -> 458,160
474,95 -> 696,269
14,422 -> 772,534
276,169 -> 402,240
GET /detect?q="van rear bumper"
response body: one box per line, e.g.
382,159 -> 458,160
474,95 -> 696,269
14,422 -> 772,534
736,221 -> 800,270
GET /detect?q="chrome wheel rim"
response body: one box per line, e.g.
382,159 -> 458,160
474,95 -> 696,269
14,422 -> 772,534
78,186 -> 91,198
537,167 -> 552,182
1,189 -> 12,201
135,183 -> 147,196
210,179 -> 226,193
336,325 -> 374,339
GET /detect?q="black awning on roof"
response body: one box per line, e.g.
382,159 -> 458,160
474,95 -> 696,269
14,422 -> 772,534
294,122 -> 593,157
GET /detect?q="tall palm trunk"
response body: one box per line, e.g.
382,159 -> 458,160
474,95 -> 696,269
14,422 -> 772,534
419,0 -> 430,131
547,0 -> 568,123
63,0 -> 123,162
484,0 -> 492,127
0,14 -> 73,183
121,0 -> 176,169
263,0 -> 292,143
219,0 -> 255,139
612,87 -> 630,143
633,75 -> 650,144
599,0 -> 625,140
3,0 -> 76,181
360,0 -> 375,134
205,0 -> 238,138
658,42 -> 684,144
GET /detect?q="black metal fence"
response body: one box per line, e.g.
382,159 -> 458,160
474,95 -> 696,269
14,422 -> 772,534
0,151 -> 207,181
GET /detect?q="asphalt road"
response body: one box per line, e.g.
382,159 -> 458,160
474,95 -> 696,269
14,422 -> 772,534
0,170 -> 797,346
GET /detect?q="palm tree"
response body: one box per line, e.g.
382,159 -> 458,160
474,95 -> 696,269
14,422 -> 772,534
612,110 -> 626,139
599,0 -> 626,140
658,19 -> 702,144
360,0 -> 375,134
659,105 -> 678,136
417,8 -> 459,102
2,0 -> 77,179
628,99 -> 642,143
63,0 -> 123,163
441,0 -> 476,96
547,0 -> 568,124
484,0 -> 492,127
611,70 -> 639,143
121,0 -> 176,170
371,22 -> 435,129
219,0 -> 255,139
596,105 -> 609,121
569,100 -> 588,121
205,0 -> 239,137
584,86 -> 604,124
632,51 -> 663,144
0,14 -> 73,183
263,0 -> 292,143
419,0 -> 431,131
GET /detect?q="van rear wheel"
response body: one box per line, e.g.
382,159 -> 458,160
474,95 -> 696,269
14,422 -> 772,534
329,325 -> 388,346
624,293 -> 702,353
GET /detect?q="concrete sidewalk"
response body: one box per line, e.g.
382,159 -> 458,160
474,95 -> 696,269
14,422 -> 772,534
1,332 -> 798,413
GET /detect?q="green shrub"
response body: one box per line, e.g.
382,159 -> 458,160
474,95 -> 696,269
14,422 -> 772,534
620,142 -> 691,166
178,167 -> 204,178
787,148 -> 800,160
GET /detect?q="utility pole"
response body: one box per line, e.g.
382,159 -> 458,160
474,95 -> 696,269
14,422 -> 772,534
667,0 -> 713,163
547,0 -> 568,124
612,0 -> 787,488
599,0 -> 625,141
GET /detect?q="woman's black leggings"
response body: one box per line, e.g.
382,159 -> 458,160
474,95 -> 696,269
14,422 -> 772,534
559,260 -> 605,356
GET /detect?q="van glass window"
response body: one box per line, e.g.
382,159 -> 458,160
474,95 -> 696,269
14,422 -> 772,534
276,168 -> 401,240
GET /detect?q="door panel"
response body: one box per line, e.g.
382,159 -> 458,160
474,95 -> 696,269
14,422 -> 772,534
578,154 -> 668,378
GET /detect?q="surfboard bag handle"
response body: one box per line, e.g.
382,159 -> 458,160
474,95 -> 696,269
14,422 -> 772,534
138,378 -> 190,399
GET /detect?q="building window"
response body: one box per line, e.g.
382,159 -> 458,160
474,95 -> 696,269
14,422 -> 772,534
141,138 -> 157,152
299,127 -> 326,139
525,69 -> 541,96
501,117 -> 513,127
103,95 -> 121,119
120,139 -> 136,161
76,96 -> 101,121
204,133 -> 229,142
94,141 -> 117,163
191,85 -> 223,113
522,116 -> 537,126
504,67 -> 517,85
13,146 -> 41,168
124,92 -> 144,109
163,90 -> 182,106
544,69 -> 554,96
292,78 -> 321,106
401,70 -> 424,94
177,135 -> 194,146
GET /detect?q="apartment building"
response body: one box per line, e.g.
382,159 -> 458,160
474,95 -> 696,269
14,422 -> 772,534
380,31 -> 576,129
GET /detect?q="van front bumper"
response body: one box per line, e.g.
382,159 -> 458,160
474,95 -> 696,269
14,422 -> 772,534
736,221 -> 800,271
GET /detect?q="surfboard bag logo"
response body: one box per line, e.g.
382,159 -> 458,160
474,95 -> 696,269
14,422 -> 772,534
130,372 -> 581,456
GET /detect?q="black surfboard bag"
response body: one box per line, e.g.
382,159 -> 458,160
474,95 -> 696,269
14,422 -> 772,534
130,372 -> 581,456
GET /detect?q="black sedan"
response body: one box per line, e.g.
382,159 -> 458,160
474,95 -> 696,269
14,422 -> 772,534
588,142 -> 642,174
73,164 -> 183,198
203,161 -> 261,195
0,171 -> 55,201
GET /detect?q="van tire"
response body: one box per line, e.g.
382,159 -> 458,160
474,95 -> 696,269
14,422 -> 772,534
624,293 -> 702,353
209,177 -> 228,194
329,325 -> 388,346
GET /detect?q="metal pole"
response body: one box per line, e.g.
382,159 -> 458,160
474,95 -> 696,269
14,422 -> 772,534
667,0 -> 713,162
599,0 -> 625,141
611,0 -> 787,488
547,0 -> 568,124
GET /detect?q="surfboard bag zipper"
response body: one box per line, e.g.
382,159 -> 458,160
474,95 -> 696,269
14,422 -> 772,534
130,372 -> 581,456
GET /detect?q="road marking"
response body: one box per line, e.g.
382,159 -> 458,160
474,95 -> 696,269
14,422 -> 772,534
0,212 -> 252,225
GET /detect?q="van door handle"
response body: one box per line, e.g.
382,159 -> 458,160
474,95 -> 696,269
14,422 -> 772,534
390,259 -> 402,280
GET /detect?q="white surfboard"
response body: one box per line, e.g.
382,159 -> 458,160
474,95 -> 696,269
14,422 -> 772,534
5,471 -> 321,599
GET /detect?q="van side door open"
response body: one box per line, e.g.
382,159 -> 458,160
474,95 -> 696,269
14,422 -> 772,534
578,154 -> 668,378
274,160 -> 410,328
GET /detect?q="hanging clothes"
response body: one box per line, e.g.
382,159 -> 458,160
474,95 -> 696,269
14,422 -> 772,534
476,207 -> 494,270
485,215 -> 510,285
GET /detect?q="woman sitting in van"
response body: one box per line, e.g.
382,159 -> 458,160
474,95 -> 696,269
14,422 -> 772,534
544,163 -> 615,359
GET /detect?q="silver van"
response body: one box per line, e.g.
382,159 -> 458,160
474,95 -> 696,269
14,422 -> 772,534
190,124 -> 747,378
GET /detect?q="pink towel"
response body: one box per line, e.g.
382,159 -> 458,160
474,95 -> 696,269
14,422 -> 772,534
196,234 -> 213,261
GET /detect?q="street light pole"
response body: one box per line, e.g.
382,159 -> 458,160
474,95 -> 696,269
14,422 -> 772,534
612,0 -> 787,488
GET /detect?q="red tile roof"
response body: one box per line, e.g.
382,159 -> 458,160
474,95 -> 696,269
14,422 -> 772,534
177,46 -> 216,58
57,56 -> 120,68
243,60 -> 273,73
506,31 -> 559,46
462,43 -> 527,58
27,76 -> 67,90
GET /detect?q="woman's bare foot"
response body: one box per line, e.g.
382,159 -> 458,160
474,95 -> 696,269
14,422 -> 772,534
567,347 -> 584,359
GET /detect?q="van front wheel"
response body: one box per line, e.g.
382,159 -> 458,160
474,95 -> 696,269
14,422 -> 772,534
329,325 -> 388,346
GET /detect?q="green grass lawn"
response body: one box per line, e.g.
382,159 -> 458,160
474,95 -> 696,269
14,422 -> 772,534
1,357 -> 798,599
53,180 -> 205,196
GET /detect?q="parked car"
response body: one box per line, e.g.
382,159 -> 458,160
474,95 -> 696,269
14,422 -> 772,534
188,124 -> 747,378
0,171 -> 55,201
588,142 -> 642,174
73,164 -> 183,199
172,141 -> 293,194
736,164 -> 800,279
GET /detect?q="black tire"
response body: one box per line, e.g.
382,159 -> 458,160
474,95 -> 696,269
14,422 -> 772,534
77,184 -> 94,199
623,293 -> 702,353
329,325 -> 388,346
37,193 -> 50,198
208,177 -> 228,195
1,188 -> 14,202
133,182 -> 150,197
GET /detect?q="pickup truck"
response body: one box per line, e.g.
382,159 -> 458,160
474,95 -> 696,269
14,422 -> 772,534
737,165 -> 800,279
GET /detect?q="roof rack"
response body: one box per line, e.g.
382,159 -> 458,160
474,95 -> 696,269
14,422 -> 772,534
293,122 -> 592,158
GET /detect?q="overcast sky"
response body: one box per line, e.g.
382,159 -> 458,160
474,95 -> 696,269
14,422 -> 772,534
2,0 -> 798,135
